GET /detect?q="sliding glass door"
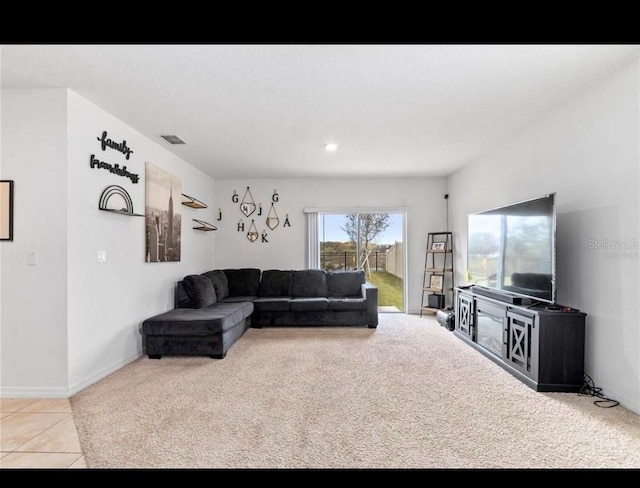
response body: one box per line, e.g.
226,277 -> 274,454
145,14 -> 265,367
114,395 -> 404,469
319,212 -> 405,312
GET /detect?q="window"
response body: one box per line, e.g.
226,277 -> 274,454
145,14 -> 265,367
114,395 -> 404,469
305,208 -> 406,312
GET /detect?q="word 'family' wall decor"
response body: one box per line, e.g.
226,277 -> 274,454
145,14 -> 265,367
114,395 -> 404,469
90,130 -> 139,183
233,187 -> 291,243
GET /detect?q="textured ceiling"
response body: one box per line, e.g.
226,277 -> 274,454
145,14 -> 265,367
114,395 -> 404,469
2,44 -> 638,179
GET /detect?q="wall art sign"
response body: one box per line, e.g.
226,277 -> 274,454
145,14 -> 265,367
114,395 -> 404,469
145,162 -> 182,262
97,131 -> 134,159
0,180 -> 14,241
89,130 -> 139,183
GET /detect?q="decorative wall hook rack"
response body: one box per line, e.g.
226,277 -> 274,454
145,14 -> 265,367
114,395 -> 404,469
181,193 -> 208,209
98,185 -> 144,216
192,219 -> 217,231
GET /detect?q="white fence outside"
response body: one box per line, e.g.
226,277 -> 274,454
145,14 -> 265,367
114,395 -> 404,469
385,241 -> 404,279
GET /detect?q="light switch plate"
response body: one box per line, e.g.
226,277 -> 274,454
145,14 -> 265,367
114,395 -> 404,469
27,251 -> 38,266
97,250 -> 107,263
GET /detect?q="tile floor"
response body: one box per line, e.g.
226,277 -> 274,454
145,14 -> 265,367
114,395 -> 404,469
0,398 -> 86,469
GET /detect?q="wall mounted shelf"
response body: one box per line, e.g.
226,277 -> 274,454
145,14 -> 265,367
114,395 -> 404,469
181,193 -> 208,209
100,208 -> 144,217
98,185 -> 144,217
193,219 -> 217,231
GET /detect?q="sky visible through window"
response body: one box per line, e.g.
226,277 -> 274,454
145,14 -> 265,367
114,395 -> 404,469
320,214 -> 403,244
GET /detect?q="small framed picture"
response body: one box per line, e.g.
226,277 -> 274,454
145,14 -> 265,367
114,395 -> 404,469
432,242 -> 445,251
430,274 -> 443,290
0,180 -> 14,241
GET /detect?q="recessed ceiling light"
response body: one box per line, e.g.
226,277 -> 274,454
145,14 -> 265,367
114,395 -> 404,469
324,143 -> 338,152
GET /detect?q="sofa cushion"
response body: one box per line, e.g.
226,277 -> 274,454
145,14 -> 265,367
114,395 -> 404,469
142,302 -> 253,335
253,297 -> 292,312
290,298 -> 329,312
327,298 -> 367,311
259,270 -> 294,297
201,270 -> 229,300
223,268 -> 261,297
292,270 -> 328,298
182,274 -> 217,308
327,270 -> 365,297
175,281 -> 192,309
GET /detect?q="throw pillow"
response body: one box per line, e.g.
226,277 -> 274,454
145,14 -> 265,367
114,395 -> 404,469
202,270 -> 229,301
183,274 -> 217,308
175,281 -> 192,308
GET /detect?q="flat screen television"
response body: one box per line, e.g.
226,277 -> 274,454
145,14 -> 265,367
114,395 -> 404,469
466,193 -> 556,304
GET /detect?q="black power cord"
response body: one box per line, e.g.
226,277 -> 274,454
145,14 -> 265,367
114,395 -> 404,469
444,194 -> 449,232
578,374 -> 619,408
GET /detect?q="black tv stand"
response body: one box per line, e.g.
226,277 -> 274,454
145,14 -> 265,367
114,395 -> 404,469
454,287 -> 586,392
470,285 -> 531,305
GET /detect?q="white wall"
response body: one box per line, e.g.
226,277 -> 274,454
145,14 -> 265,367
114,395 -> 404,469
448,57 -> 640,413
0,89 -> 217,397
1,90 -> 70,396
214,178 -> 448,313
66,92 -> 216,393
0,48 -> 3,390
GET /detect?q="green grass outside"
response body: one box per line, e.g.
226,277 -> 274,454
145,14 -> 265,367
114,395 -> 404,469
367,271 -> 403,311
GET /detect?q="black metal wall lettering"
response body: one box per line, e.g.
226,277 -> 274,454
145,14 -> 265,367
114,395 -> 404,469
97,131 -> 134,160
89,154 -> 139,184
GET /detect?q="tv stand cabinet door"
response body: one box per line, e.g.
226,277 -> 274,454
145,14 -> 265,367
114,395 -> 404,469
505,310 -> 537,382
456,291 -> 474,339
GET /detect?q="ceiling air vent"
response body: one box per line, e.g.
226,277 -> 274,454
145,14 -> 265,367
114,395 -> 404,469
160,135 -> 186,145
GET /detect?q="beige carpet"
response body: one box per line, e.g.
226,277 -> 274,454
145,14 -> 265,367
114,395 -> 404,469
70,314 -> 640,468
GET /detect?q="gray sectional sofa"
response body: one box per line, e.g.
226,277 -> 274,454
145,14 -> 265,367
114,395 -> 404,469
142,268 -> 378,359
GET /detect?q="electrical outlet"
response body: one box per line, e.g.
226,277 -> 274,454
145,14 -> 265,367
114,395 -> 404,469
97,250 -> 107,263
27,251 -> 38,266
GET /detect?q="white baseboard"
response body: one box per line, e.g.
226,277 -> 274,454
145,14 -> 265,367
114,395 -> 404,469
68,353 -> 142,396
1,353 -> 142,398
